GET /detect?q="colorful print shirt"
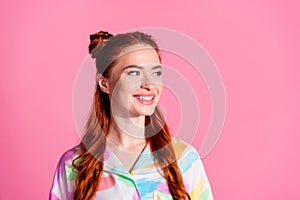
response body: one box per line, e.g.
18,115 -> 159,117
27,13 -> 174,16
50,138 -> 214,200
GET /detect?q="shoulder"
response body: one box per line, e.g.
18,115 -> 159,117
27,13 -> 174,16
56,145 -> 80,168
53,145 -> 81,180
171,138 -> 214,199
171,137 -> 206,175
171,137 -> 200,162
50,146 -> 80,199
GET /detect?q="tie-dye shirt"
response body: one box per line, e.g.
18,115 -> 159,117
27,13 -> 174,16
50,138 -> 214,200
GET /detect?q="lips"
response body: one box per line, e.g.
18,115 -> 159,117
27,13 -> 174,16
133,94 -> 155,105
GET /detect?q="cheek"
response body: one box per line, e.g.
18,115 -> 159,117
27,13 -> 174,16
114,75 -> 141,91
159,86 -> 163,95
156,82 -> 163,93
157,86 -> 163,100
111,78 -> 137,99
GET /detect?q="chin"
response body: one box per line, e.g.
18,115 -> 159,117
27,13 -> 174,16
133,106 -> 156,117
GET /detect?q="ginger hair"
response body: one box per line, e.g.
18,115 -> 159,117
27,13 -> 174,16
72,31 -> 191,200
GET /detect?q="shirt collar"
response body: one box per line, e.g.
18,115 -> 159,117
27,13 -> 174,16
103,142 -> 157,176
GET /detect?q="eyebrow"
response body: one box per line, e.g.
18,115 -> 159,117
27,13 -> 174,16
122,65 -> 162,71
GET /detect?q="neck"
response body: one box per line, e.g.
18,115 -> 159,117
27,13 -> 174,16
107,115 -> 147,152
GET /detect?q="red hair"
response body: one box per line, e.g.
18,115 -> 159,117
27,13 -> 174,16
72,31 -> 191,200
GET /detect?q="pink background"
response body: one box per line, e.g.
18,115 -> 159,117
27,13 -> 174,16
1,0 -> 299,199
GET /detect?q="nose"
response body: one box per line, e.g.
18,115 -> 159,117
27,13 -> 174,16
140,75 -> 155,90
140,81 -> 155,91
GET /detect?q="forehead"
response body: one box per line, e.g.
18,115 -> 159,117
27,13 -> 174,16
116,46 -> 160,67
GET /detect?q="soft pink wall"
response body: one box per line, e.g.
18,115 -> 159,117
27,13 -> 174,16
1,0 -> 299,199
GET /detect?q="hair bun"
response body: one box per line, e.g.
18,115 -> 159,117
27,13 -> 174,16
89,31 -> 113,54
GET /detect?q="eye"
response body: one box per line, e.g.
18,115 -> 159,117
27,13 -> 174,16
152,71 -> 162,76
127,71 -> 140,76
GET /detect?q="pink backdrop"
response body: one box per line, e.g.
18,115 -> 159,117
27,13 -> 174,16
1,0 -> 299,199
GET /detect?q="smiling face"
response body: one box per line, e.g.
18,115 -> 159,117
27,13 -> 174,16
101,45 -> 163,118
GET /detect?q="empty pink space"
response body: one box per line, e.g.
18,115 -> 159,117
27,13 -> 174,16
1,0 -> 299,199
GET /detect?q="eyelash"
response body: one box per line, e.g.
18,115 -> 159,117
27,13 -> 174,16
127,71 -> 162,76
127,71 -> 140,76
152,71 -> 162,76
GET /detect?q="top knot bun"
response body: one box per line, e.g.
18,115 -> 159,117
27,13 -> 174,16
88,31 -> 113,54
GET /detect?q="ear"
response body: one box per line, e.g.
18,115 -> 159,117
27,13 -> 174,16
97,74 -> 110,94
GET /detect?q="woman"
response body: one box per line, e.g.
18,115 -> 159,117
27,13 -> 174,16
50,31 -> 214,200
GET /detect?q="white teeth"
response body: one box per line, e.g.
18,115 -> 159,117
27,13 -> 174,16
135,96 -> 154,100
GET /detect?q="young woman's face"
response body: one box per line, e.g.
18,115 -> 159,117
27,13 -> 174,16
107,45 -> 163,117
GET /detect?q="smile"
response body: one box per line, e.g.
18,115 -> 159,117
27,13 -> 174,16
133,95 -> 155,105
